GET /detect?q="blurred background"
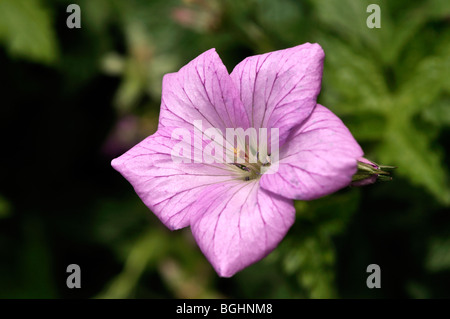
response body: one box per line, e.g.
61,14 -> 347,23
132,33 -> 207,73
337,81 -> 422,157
0,0 -> 449,298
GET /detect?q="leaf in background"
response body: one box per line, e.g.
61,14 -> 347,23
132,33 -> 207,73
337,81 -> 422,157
320,37 -> 389,114
427,0 -> 450,20
382,36 -> 450,205
112,22 -> 153,112
0,0 -> 59,64
254,0 -> 305,46
94,203 -> 220,299
234,256 -> 302,298
315,0 -> 450,205
309,0 -> 389,54
422,97 -> 450,127
284,235 -> 336,298
0,215 -> 57,298
78,0 -> 112,34
279,191 -> 360,298
377,120 -> 450,205
311,0 -> 432,65
426,237 -> 450,272
96,229 -> 168,299
406,281 -> 432,299
0,195 -> 11,219
375,0 -> 436,66
396,42 -> 450,117
342,112 -> 386,141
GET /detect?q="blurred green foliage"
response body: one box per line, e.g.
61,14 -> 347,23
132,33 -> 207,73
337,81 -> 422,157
0,0 -> 59,64
0,0 -> 449,298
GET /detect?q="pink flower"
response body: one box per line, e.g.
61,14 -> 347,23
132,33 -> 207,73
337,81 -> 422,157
111,43 -> 363,277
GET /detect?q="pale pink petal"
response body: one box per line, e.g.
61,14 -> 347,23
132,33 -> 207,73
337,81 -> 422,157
190,181 -> 295,277
159,48 -> 250,134
111,127 -> 240,230
230,43 -> 324,145
350,175 -> 377,187
260,104 -> 363,200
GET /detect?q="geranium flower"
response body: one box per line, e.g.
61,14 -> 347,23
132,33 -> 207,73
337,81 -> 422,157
111,43 -> 363,277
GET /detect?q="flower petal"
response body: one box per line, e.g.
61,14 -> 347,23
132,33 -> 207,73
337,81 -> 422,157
230,43 -> 324,145
190,181 -> 295,277
260,104 -> 363,200
111,127 -> 240,230
159,48 -> 249,134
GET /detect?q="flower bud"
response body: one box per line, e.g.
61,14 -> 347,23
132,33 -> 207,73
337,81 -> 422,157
351,157 -> 396,187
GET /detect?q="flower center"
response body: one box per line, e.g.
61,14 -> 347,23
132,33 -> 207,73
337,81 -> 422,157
230,147 -> 272,181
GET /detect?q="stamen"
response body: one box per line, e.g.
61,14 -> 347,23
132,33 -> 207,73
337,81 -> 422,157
230,150 -> 272,181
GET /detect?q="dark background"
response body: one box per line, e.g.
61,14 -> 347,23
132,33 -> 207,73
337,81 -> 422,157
0,0 -> 449,298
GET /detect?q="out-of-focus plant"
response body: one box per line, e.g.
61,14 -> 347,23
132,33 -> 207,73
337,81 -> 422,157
0,0 -> 59,64
312,0 -> 450,205
0,195 -> 11,219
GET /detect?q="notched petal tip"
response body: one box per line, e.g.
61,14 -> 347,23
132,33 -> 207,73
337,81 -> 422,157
307,42 -> 325,56
215,263 -> 242,278
260,104 -> 363,200
229,42 -> 327,146
159,46 -> 248,132
289,42 -> 325,65
203,47 -> 218,55
190,183 -> 295,278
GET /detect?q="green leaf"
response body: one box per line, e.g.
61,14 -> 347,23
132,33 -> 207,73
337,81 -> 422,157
396,48 -> 450,117
426,237 -> 450,272
343,112 -> 386,141
0,195 -> 11,219
280,191 -> 360,298
309,0 -> 381,50
378,120 -> 450,205
0,0 -> 59,64
427,0 -> 450,20
255,0 -> 305,45
96,229 -> 168,299
0,216 -> 58,298
422,97 -> 450,127
320,38 -> 389,114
